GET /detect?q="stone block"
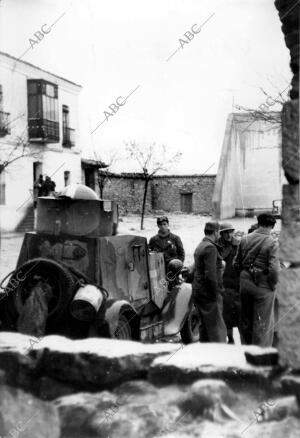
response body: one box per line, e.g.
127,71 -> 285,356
178,379 -> 237,418
0,332 -> 179,393
149,343 -> 276,390
279,184 -> 300,262
0,385 -> 60,438
282,100 -> 299,184
277,267 -> 300,369
281,374 -> 300,405
55,391 -> 181,438
244,346 -> 278,366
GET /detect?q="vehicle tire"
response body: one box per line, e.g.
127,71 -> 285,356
1,258 -> 76,331
180,304 -> 200,344
114,314 -> 132,340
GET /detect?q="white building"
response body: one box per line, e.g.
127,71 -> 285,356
0,51 -> 82,231
213,112 -> 286,219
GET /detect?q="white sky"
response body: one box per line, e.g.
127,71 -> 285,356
0,0 -> 292,174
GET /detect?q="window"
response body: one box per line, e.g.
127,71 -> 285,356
0,171 -> 6,205
27,79 -> 59,142
64,171 -> 70,186
62,105 -> 75,147
63,105 -> 69,129
0,84 -> 10,137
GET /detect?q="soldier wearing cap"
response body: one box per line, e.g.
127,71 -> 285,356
149,216 -> 185,267
218,223 -> 241,344
192,221 -> 227,343
233,213 -> 280,347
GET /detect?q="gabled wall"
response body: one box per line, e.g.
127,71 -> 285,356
213,112 -> 285,219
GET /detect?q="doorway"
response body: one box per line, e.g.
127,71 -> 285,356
180,193 -> 193,213
33,162 -> 43,183
84,168 -> 95,190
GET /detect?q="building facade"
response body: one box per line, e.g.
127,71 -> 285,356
213,112 -> 286,219
0,52 -> 82,231
84,170 -> 216,215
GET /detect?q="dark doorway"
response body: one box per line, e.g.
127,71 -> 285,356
64,170 -> 71,186
33,162 -> 43,183
180,193 -> 193,213
84,168 -> 95,190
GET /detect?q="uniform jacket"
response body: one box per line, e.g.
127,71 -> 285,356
192,237 -> 223,300
148,231 -> 185,265
233,229 -> 280,290
218,236 -> 240,291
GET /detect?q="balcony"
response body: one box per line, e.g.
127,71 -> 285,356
0,111 -> 11,137
62,127 -> 75,147
28,118 -> 60,143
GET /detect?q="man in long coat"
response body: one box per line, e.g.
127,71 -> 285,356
192,221 -> 227,343
233,213 -> 280,346
218,223 -> 241,343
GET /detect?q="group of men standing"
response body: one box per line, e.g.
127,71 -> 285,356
34,175 -> 56,199
149,213 -> 279,347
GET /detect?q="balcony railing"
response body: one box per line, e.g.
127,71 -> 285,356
0,111 -> 11,137
62,127 -> 75,147
28,118 -> 60,143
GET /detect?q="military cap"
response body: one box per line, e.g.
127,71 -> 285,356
204,221 -> 219,232
157,216 -> 169,225
257,212 -> 276,226
220,222 -> 235,233
166,259 -> 184,279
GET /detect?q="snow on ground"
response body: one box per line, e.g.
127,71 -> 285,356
0,213 -> 281,280
152,342 -> 261,371
118,214 -> 281,266
0,332 -> 179,357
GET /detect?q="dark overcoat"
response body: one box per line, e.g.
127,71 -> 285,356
218,236 -> 241,328
192,237 -> 226,343
148,232 -> 185,266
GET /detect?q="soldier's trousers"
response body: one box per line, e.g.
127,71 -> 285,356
239,271 -> 276,347
193,293 -> 227,343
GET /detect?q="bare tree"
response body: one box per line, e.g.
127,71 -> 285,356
93,148 -> 121,198
234,85 -> 289,130
125,140 -> 182,230
0,134 -> 40,175
0,131 -> 40,252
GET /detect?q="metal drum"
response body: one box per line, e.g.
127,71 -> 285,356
70,284 -> 103,321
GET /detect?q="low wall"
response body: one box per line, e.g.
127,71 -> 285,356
100,173 -> 216,215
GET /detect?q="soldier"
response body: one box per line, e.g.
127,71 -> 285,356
192,221 -> 227,343
149,216 -> 185,266
218,223 -> 240,344
233,213 -> 280,346
33,174 -> 44,207
42,176 -> 56,196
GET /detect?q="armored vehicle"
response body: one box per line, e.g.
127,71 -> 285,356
0,185 -> 199,343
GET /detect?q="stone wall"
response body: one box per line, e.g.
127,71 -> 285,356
151,175 -> 215,214
1,333 -> 299,437
99,173 -> 216,215
275,0 -> 300,369
101,174 -> 152,214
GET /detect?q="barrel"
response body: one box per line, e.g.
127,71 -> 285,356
70,284 -> 103,321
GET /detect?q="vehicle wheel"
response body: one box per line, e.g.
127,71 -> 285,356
1,258 -> 76,331
180,305 -> 200,344
114,314 -> 132,340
